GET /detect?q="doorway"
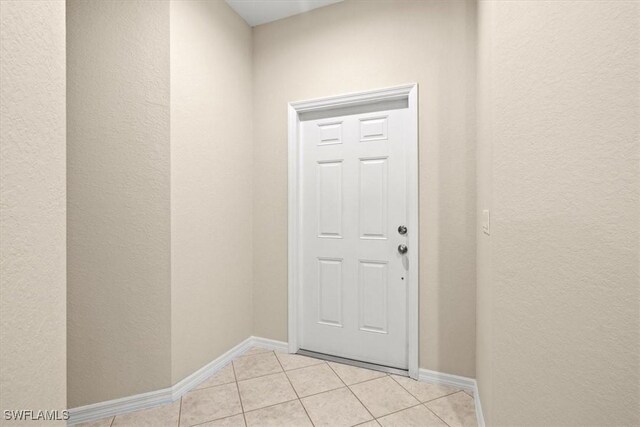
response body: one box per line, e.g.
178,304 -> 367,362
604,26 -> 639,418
288,84 -> 419,378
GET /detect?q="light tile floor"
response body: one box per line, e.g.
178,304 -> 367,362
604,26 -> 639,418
77,347 -> 477,427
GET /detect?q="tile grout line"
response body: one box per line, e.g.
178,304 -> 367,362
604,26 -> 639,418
326,361 -> 377,423
386,375 -> 460,427
180,394 -> 245,427
192,378 -> 236,392
423,390 -> 462,404
388,374 -> 462,405
274,351 -> 316,427
236,348 -> 273,360
275,355 -> 326,373
284,361 -> 343,399
346,372 -> 456,423
243,398 -> 300,416
230,359 -> 249,427
331,359 -> 392,383
236,370 -> 284,383
188,412 -> 244,427
388,374 -> 423,403
193,350 -> 307,392
428,390 -> 469,404
422,390 -> 475,427
234,351 -> 286,383
338,370 -> 389,388
241,382 -> 376,416
345,388 -> 376,424
374,402 -> 423,422
184,370 -> 245,427
421,402 -> 453,427
235,355 -> 386,389
184,413 -> 240,427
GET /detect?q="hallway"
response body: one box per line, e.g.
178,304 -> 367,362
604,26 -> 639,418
1,0 -> 638,426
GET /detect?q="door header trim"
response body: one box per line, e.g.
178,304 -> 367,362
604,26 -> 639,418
290,83 -> 416,114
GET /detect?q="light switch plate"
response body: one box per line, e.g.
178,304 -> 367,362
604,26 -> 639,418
482,209 -> 490,235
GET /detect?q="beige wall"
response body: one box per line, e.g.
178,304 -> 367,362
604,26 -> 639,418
0,1 -> 67,424
475,0 -> 493,422
67,0 -> 172,407
476,1 -> 640,425
252,0 -> 477,377
170,0 -> 254,383
66,0 -> 254,404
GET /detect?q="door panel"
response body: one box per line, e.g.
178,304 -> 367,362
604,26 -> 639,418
317,161 -> 343,238
301,108 -> 408,369
358,260 -> 388,334
317,257 -> 343,327
359,157 -> 388,239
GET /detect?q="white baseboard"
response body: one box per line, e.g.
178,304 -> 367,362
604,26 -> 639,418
251,336 -> 289,352
419,368 -> 484,426
171,337 -> 255,400
69,337 -> 485,427
67,386 -> 173,426
418,368 -> 475,391
68,336 -> 286,425
475,388 -> 486,427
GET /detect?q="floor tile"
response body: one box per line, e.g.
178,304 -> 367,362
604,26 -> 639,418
377,404 -> 448,427
72,352 -> 480,427
75,418 -> 114,427
112,399 -> 180,427
275,352 -> 325,371
425,391 -> 478,427
349,376 -> 419,418
233,352 -> 283,381
180,383 -> 242,426
241,347 -> 272,357
286,363 -> 343,397
301,387 -> 372,427
327,362 -> 386,385
391,375 -> 460,402
198,414 -> 246,427
237,372 -> 297,412
244,400 -> 312,427
196,364 -> 236,390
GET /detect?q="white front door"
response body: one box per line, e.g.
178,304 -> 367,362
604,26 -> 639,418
300,107 -> 410,369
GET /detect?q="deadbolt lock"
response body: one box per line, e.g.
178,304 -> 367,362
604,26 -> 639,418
397,225 -> 407,235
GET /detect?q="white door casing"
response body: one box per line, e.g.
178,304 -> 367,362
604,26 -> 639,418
288,84 -> 419,378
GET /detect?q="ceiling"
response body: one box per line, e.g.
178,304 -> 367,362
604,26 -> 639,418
225,0 -> 344,27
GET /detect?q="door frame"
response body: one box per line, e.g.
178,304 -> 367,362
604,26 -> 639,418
287,83 -> 419,379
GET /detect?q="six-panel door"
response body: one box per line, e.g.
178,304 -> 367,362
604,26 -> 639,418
300,108 -> 409,369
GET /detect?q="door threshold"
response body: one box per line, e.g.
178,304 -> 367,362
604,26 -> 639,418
297,349 -> 409,377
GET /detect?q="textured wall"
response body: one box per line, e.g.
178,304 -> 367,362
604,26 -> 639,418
67,0 -> 172,407
170,0 -> 254,383
252,0 -> 477,377
0,0 -> 67,424
475,0 -> 494,422
476,1 -> 640,425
